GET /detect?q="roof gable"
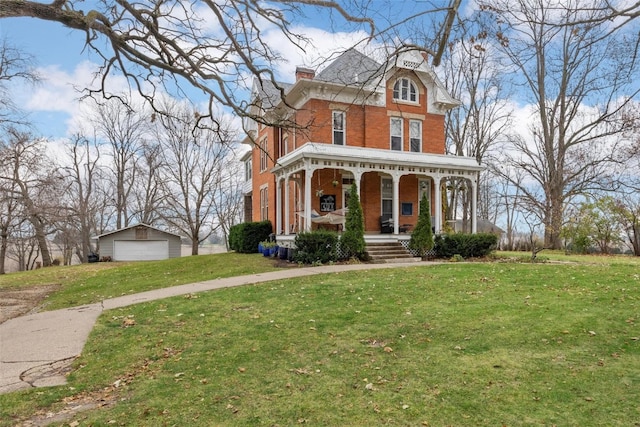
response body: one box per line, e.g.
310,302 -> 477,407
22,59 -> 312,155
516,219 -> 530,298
95,223 -> 181,239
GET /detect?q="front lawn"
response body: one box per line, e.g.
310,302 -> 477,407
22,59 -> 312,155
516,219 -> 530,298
0,253 -> 279,311
2,261 -> 638,426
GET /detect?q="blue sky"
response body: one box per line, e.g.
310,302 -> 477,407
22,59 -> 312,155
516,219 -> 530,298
0,2 -> 470,141
0,16 -> 95,137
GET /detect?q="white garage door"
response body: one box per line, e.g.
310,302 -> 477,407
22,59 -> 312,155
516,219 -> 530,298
113,240 -> 169,261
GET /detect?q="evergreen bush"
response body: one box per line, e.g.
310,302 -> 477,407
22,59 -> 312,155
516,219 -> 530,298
339,183 -> 366,260
228,221 -> 273,253
409,194 -> 434,258
434,232 -> 498,259
294,230 -> 338,264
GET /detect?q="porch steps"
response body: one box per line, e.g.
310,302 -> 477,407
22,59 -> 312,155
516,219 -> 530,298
365,242 -> 421,263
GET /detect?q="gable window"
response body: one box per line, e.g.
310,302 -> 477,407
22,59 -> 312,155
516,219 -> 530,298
390,117 -> 403,151
259,137 -> 268,172
409,120 -> 422,152
393,77 -> 417,103
333,111 -> 345,145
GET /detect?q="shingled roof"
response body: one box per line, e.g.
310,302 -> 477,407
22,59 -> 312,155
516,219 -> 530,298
315,48 -> 383,85
253,78 -> 291,110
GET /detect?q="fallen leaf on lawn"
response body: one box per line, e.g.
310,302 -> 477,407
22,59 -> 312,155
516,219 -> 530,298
122,318 -> 136,328
384,346 -> 394,353
588,331 -> 596,336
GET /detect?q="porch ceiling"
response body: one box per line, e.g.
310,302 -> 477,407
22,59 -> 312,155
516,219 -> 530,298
271,143 -> 483,178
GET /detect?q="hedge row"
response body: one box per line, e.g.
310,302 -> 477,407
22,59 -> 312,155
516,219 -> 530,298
228,221 -> 273,253
293,230 -> 338,264
434,233 -> 498,259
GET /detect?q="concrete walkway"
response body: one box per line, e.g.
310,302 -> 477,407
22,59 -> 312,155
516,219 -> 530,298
0,262 -> 424,394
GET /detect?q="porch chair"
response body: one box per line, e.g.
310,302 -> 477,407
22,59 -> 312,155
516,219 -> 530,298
380,215 -> 393,233
380,215 -> 409,233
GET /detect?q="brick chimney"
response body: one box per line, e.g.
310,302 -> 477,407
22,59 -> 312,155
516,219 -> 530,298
295,66 -> 315,81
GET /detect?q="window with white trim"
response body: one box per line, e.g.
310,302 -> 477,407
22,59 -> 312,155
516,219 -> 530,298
381,178 -> 393,217
244,158 -> 252,181
390,117 -> 403,151
333,111 -> 345,145
260,185 -> 269,220
393,77 -> 417,103
259,137 -> 268,172
409,120 -> 422,152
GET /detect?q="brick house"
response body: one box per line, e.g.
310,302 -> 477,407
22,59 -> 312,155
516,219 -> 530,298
241,48 -> 483,246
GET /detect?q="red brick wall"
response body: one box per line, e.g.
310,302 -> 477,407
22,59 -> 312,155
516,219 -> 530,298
252,69 -> 445,231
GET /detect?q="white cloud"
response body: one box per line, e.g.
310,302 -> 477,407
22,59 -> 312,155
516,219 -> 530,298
262,25 -> 374,80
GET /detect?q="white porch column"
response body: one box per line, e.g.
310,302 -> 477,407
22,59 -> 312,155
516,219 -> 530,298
275,177 -> 282,234
304,166 -> 312,232
284,174 -> 290,235
471,175 -> 478,233
353,170 -> 363,196
434,174 -> 442,233
392,172 -> 401,234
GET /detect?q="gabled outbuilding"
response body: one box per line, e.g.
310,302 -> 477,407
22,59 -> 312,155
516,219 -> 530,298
95,224 -> 182,261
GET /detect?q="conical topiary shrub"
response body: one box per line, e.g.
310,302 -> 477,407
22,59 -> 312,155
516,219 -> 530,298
340,183 -> 366,260
409,194 -> 434,259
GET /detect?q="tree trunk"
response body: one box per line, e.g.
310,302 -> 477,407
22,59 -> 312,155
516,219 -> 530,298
191,239 -> 199,256
31,215 -> 52,267
0,228 -> 7,274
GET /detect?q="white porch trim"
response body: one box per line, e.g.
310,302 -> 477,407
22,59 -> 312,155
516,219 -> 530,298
272,143 -> 483,236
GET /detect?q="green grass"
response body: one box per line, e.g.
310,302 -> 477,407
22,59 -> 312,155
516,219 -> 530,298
496,249 -> 640,266
0,253 -> 279,310
2,256 -> 639,426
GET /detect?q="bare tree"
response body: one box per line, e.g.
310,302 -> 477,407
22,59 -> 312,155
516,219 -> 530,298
0,130 -> 62,267
211,158 -> 245,250
479,0 -> 640,249
435,19 -> 512,231
130,140 -> 165,225
0,168 -> 20,274
0,39 -> 38,128
0,1 -> 465,130
60,134 -> 104,262
88,97 -> 148,229
155,100 -> 236,255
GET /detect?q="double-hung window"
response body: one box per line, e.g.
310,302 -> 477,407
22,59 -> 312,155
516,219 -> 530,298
333,111 -> 345,145
244,158 -> 252,181
409,120 -> 422,152
390,117 -> 403,151
260,185 -> 269,220
381,178 -> 393,217
259,137 -> 268,172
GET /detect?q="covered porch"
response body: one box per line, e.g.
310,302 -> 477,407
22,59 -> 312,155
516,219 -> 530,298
271,143 -> 483,243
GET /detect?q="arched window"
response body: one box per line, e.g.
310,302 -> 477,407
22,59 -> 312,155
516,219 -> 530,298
393,77 -> 417,103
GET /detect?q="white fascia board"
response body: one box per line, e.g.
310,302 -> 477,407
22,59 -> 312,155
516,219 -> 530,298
272,143 -> 483,173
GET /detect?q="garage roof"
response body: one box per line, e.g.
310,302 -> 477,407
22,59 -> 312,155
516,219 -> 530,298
94,223 -> 182,239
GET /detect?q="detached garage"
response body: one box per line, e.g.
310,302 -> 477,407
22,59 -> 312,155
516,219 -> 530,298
96,224 -> 182,261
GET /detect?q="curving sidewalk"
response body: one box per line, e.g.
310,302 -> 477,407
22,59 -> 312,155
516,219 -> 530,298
0,262 -> 425,394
